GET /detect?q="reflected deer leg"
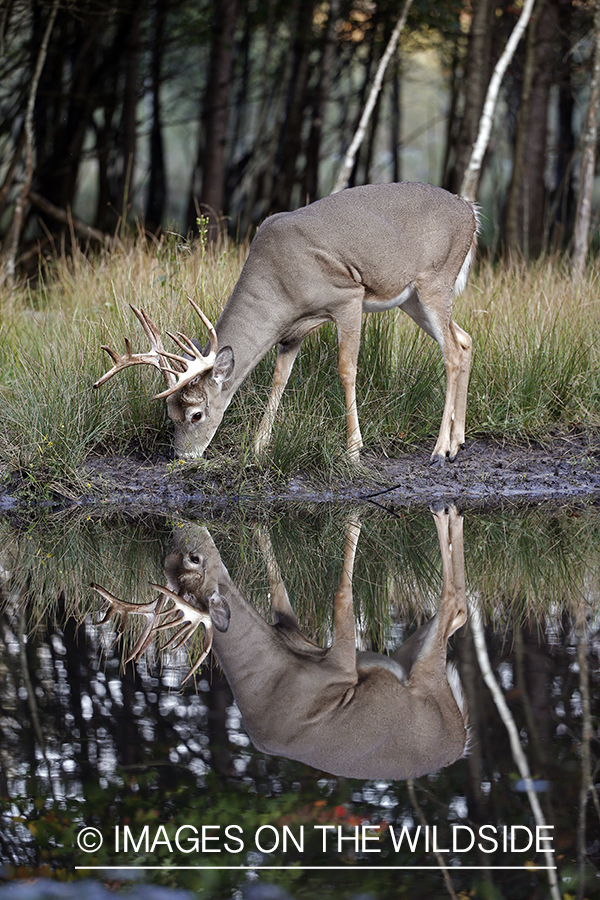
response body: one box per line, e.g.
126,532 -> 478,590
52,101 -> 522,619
255,524 -> 298,629
254,341 -> 302,456
328,517 -> 361,673
390,504 -> 467,683
431,503 -> 468,640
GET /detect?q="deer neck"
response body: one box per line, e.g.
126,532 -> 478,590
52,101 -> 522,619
214,284 -> 283,405
210,585 -> 283,688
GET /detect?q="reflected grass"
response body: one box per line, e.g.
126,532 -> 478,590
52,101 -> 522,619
2,503 -> 599,678
1,502 -> 597,897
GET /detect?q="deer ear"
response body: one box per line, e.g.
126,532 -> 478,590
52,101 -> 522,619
208,590 -> 230,632
210,347 -> 234,387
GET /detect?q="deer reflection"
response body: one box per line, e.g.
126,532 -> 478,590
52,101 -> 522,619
94,505 -> 468,781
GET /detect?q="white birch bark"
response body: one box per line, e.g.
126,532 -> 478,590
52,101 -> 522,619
460,0 -> 537,202
470,602 -> 560,899
331,0 -> 414,194
572,0 -> 600,279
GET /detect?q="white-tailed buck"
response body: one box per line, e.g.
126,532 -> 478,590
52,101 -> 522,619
94,505 -> 469,781
95,182 -> 478,463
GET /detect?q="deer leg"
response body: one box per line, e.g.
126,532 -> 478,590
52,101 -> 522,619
328,517 -> 361,674
254,341 -> 302,456
400,288 -> 466,463
430,323 -> 462,464
255,525 -> 299,630
337,311 -> 364,461
447,321 -> 472,459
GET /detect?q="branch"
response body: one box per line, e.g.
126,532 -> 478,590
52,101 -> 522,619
28,191 -> 112,246
331,0 -> 414,194
460,0 -> 537,201
1,0 -> 59,284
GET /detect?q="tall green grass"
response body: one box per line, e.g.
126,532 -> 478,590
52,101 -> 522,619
1,234 -> 599,493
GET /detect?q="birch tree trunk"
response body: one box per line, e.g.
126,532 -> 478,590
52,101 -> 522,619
0,0 -> 59,285
572,0 -> 600,280
331,0 -> 414,194
460,0 -> 537,202
445,0 -> 496,195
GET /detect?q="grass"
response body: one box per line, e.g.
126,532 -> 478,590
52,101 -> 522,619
2,503 -> 597,661
1,231 -> 599,496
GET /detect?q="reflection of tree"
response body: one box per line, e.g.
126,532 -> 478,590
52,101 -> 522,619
0,506 -> 599,895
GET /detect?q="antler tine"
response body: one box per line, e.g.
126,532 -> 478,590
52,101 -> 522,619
187,295 -> 218,356
92,582 -> 212,682
148,583 -> 213,673
92,583 -> 167,664
93,304 -> 178,390
152,303 -> 219,399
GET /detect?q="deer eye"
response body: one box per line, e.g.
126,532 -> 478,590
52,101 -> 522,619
191,410 -> 204,424
189,553 -> 201,565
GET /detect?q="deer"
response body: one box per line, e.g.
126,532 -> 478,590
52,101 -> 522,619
93,504 -> 469,781
94,182 -> 479,464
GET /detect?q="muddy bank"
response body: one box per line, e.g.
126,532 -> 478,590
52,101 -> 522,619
4,431 -> 599,515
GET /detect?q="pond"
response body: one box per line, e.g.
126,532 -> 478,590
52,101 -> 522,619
0,499 -> 598,900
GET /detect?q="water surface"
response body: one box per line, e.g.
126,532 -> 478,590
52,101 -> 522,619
1,501 -> 598,899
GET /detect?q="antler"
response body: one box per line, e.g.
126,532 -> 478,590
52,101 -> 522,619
93,305 -> 178,390
92,582 -> 213,684
153,297 -> 218,399
93,298 -> 218,400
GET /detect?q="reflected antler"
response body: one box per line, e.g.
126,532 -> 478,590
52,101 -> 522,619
92,582 -> 213,684
93,298 -> 218,399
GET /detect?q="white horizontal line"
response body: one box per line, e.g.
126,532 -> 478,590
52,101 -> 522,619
75,865 -> 558,871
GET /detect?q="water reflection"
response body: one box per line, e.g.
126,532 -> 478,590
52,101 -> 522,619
0,503 -> 598,897
96,505 -> 468,780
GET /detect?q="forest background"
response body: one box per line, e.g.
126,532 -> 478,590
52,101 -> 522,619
0,0 -> 597,269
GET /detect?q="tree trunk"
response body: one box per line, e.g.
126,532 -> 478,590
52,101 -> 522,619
504,0 -> 561,259
461,0 -> 537,202
189,0 -> 238,237
390,56 -> 402,183
117,0 -> 143,229
1,0 -> 59,284
572,0 -> 600,278
302,0 -> 341,203
503,0 -> 539,258
270,0 -> 316,212
446,0 -> 496,195
146,0 -> 167,232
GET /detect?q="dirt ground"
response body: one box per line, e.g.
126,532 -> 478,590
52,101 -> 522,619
4,431 -> 598,515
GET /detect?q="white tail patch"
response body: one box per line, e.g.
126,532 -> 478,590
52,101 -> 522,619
447,661 -> 471,756
454,204 -> 481,297
454,242 -> 475,296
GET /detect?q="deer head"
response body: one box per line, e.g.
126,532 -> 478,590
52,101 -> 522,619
93,299 -> 234,459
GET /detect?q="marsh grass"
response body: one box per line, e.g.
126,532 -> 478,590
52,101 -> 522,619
1,234 -> 599,494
